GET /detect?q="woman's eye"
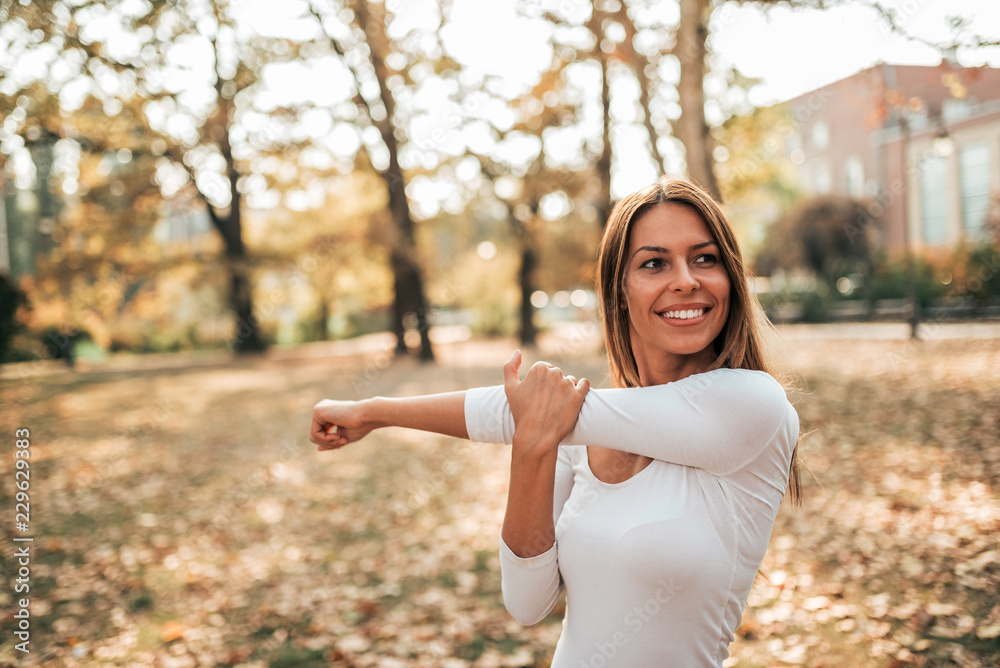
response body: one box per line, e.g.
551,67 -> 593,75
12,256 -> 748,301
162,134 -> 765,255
695,253 -> 719,266
640,258 -> 664,269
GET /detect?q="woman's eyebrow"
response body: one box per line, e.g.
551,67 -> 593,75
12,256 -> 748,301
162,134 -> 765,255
631,240 -> 718,258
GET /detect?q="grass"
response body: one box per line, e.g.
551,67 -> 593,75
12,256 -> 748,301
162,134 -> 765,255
0,331 -> 997,667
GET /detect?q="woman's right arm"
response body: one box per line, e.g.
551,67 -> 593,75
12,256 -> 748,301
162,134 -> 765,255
310,391 -> 469,451
497,352 -> 588,625
499,351 -> 589,558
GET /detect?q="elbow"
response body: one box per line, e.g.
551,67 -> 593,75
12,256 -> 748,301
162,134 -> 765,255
498,534 -> 562,625
502,597 -> 556,626
500,579 -> 560,626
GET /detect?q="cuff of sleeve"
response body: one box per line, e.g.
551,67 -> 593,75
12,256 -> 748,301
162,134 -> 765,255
465,385 -> 510,444
499,534 -> 558,568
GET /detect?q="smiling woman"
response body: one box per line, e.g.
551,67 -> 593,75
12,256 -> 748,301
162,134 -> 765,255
620,203 -> 732,385
311,177 -> 801,667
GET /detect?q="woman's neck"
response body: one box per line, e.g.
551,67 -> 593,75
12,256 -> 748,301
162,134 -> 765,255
635,347 -> 717,386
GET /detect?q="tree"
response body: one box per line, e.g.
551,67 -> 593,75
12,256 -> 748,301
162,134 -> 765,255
540,1 -> 655,225
674,0 -> 721,200
309,0 -> 440,360
0,272 -> 25,363
536,0 -> 725,210
467,54 -> 587,345
1,0 -> 318,353
758,195 -> 880,294
251,170 -> 392,342
0,84 -> 171,352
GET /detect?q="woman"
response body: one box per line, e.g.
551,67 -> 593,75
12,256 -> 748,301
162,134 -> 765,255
311,177 -> 800,667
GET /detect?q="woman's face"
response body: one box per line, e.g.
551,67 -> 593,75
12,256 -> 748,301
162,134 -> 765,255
622,202 -> 731,383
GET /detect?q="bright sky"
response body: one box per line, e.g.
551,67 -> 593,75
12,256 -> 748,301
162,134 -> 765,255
4,0 -> 1000,210
438,0 -> 1000,103
709,0 -> 1000,105
437,0 -> 1000,198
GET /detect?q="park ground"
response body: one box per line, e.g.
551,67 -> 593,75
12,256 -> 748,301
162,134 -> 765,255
0,323 -> 998,667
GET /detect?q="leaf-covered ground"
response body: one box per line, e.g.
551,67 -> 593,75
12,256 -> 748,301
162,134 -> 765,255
1,327 -> 998,667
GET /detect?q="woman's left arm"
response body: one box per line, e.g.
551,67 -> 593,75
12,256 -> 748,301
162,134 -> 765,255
467,368 -> 794,476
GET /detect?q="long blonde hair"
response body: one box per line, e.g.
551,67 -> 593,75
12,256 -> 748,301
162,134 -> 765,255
596,177 -> 801,503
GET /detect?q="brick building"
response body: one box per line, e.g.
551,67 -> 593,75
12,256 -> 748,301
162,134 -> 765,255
783,61 -> 1000,253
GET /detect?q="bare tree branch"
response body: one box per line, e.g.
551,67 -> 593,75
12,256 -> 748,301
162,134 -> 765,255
857,0 -> 1000,50
613,2 -> 668,175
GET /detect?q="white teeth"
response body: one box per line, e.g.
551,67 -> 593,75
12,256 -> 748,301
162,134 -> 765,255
661,308 -> 706,320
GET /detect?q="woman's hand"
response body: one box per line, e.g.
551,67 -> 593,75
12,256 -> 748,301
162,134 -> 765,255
310,399 -> 382,451
502,350 -> 590,455
500,351 -> 589,558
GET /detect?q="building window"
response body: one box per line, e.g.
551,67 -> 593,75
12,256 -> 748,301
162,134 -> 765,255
813,162 -> 832,194
920,155 -> 949,245
844,155 -> 864,198
786,132 -> 802,153
810,121 -> 829,150
942,98 -> 975,125
959,141 -> 992,240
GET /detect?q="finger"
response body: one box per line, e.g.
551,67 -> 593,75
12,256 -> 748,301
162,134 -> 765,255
317,441 -> 344,452
566,375 -> 577,384
528,361 -> 558,379
311,418 -> 343,445
311,431 -> 341,448
503,349 -> 522,393
577,378 -> 591,395
311,420 -> 331,443
315,432 -> 347,449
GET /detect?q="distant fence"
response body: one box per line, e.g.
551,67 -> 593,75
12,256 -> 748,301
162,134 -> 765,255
764,297 -> 1000,324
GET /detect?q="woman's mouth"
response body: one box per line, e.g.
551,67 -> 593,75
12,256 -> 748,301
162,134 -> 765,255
659,307 -> 709,320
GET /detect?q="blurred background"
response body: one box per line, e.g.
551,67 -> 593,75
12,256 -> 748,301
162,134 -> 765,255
1,1 -> 999,667
1,0 -> 999,360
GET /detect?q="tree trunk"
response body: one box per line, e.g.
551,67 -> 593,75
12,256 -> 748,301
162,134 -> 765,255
207,46 -> 265,355
203,173 -> 264,354
357,0 -> 434,361
227,254 -> 265,353
384,186 -> 433,361
597,52 -> 613,228
518,243 -> 537,346
389,247 -> 432,359
217,197 -> 265,354
319,296 -> 330,341
675,0 -> 721,202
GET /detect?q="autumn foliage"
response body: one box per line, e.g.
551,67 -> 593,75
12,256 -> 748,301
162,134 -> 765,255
1,329 -> 997,667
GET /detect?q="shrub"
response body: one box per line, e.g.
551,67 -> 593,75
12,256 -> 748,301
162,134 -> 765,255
949,242 -> 1000,309
866,254 -> 949,307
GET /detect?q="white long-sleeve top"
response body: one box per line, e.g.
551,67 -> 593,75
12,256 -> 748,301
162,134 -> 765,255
464,368 -> 799,667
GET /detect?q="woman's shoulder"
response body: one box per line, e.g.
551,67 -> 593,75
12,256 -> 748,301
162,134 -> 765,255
689,368 -> 795,426
681,367 -> 787,397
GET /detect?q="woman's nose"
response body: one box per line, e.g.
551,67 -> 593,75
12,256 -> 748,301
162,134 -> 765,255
669,264 -> 699,292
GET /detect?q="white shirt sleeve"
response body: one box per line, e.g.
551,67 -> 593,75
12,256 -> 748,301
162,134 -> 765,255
497,446 -> 575,625
465,368 -> 790,477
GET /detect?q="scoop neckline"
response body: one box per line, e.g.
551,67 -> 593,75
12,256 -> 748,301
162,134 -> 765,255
583,446 -> 655,487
